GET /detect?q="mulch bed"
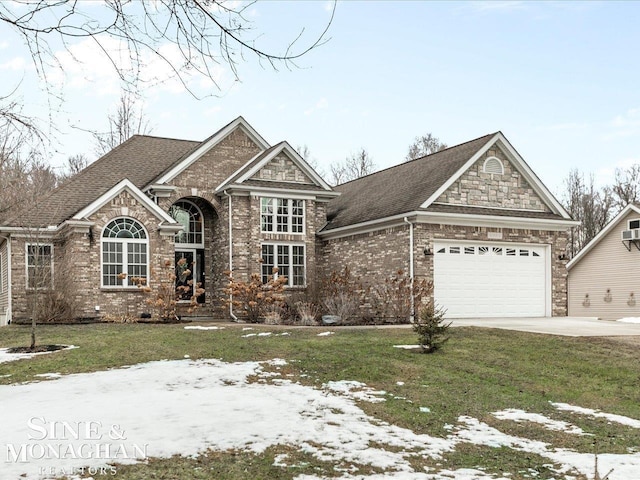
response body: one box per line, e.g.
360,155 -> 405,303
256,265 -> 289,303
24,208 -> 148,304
7,344 -> 68,354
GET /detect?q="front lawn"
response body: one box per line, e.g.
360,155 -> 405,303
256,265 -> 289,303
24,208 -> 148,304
1,323 -> 639,479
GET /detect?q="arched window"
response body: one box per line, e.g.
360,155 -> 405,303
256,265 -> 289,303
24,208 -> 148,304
483,156 -> 504,175
169,200 -> 204,246
101,218 -> 148,287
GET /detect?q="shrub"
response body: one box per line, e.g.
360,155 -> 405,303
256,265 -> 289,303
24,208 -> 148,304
138,259 -> 204,322
295,302 -> 319,325
223,268 -> 287,323
370,270 -> 433,323
320,267 -> 364,323
413,302 -> 451,353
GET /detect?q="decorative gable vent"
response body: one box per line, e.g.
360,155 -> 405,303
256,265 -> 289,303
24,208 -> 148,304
483,156 -> 504,175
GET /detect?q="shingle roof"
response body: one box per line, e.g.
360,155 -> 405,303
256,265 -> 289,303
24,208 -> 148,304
3,135 -> 200,227
323,133 -> 497,231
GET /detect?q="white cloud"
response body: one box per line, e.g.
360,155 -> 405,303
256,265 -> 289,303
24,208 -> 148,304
48,36 -> 228,97
204,105 -> 222,117
537,122 -> 589,132
0,41 -> 9,50
467,1 -> 527,12
304,97 -> 329,115
602,107 -> 640,141
0,56 -> 27,71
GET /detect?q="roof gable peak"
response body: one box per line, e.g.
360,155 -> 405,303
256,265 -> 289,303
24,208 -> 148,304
152,116 -> 271,186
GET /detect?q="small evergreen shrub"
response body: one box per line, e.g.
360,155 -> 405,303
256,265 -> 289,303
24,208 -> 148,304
413,302 -> 451,353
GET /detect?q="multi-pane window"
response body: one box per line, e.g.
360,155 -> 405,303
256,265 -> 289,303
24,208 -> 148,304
261,244 -> 305,287
27,244 -> 53,290
261,198 -> 304,234
169,200 -> 204,246
102,218 -> 148,287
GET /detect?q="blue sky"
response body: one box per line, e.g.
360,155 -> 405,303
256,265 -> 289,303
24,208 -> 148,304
1,1 -> 639,197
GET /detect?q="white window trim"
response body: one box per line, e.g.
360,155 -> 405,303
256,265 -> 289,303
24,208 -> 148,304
0,251 -> 3,294
261,242 -> 306,287
100,218 -> 150,289
170,199 -> 205,249
628,218 -> 640,230
260,197 -> 305,235
25,242 -> 54,291
483,156 -> 504,175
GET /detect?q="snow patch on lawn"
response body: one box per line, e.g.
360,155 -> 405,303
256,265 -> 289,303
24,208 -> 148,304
393,345 -> 421,350
0,345 -> 77,364
184,326 -> 224,331
492,408 -> 588,435
2,359 -> 640,479
551,402 -> 640,429
317,331 -> 334,336
324,380 -> 387,404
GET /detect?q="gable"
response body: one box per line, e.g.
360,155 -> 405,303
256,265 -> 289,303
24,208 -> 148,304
435,141 -> 551,213
73,179 -> 176,225
152,116 -> 270,186
169,127 -> 263,192
252,151 -> 315,184
216,141 -> 334,194
568,204 -> 640,271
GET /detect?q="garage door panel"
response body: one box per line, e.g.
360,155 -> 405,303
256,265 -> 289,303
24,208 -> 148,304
434,242 -> 547,318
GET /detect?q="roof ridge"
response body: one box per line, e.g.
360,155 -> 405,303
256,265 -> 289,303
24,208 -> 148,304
336,131 -> 498,187
128,133 -> 200,143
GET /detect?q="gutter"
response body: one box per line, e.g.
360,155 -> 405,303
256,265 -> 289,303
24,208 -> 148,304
224,192 -> 238,322
403,217 -> 415,322
0,234 -> 12,325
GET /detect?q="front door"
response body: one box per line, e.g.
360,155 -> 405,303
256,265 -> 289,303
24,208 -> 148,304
175,250 -> 195,301
175,249 -> 206,303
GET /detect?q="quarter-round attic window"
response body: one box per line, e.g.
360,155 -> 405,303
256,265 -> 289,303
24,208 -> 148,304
483,156 -> 504,175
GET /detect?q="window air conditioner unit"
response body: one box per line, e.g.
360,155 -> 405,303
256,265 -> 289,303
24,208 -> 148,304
622,229 -> 640,241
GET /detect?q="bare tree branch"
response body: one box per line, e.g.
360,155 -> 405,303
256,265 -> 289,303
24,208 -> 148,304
329,148 -> 375,186
0,1 -> 337,100
405,133 -> 447,162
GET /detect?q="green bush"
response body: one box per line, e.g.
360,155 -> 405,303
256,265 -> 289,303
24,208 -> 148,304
413,302 -> 451,353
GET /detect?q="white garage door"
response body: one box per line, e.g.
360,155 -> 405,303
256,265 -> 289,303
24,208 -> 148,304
433,242 -> 548,318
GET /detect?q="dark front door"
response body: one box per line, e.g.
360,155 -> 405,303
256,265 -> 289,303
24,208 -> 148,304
175,250 -> 205,303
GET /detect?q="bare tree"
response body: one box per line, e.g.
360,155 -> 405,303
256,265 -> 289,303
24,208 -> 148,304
611,164 -> 640,212
93,93 -> 152,156
0,1 -> 336,103
562,169 -> 613,258
405,133 -> 447,162
329,148 -> 375,185
57,154 -> 89,183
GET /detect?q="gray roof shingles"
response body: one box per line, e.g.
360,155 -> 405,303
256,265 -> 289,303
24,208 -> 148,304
4,135 -> 200,227
323,133 -> 497,231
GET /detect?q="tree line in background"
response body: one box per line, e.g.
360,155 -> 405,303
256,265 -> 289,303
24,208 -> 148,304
562,166 -> 640,258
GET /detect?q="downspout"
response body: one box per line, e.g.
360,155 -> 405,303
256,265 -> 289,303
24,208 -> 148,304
0,234 -> 11,325
224,192 -> 238,322
403,217 -> 415,322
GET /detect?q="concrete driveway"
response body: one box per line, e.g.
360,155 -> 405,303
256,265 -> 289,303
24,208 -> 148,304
449,317 -> 640,337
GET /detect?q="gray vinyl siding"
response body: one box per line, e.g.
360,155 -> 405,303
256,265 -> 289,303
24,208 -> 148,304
568,209 -> 640,320
0,239 -> 8,325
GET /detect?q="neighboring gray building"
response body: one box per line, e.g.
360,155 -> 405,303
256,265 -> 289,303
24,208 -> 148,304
0,117 -> 576,324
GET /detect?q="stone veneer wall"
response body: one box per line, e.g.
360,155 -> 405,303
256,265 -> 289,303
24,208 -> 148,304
256,152 -> 313,183
321,223 -> 569,317
436,143 -> 551,212
10,190 -> 176,322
